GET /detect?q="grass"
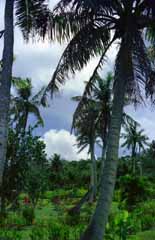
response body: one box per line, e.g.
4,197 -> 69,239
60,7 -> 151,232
129,230 -> 155,240
0,190 -> 155,240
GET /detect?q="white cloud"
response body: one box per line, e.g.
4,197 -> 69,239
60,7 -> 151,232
43,129 -> 89,161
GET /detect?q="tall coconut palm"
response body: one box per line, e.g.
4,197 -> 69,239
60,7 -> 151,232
122,121 -> 149,174
11,78 -> 44,133
73,100 -> 98,202
72,73 -> 113,197
43,1 -> 155,239
0,0 -> 52,206
0,0 -> 14,208
72,72 -> 137,213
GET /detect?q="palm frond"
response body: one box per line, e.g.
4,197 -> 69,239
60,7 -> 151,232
122,112 -> 140,128
28,103 -> 44,126
32,86 -> 48,107
72,36 -> 116,129
0,30 -> 5,39
128,31 -> 155,106
15,0 -> 51,40
43,23 -> 111,100
54,0 -> 123,19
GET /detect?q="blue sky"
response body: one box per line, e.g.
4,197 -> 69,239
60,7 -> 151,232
0,0 -> 155,160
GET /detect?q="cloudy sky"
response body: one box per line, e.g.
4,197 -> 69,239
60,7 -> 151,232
0,1 -> 155,160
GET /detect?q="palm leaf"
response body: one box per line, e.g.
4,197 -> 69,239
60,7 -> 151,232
42,23 -> 111,99
28,103 -> 44,126
15,0 -> 51,40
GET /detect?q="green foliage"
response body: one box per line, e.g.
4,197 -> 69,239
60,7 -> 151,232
129,231 -> 155,240
22,207 -> 35,225
49,159 -> 90,189
133,201 -> 155,231
3,127 -> 48,206
29,226 -> 48,240
106,203 -> 130,240
0,229 -> 22,240
24,163 -> 49,207
119,175 -> 152,209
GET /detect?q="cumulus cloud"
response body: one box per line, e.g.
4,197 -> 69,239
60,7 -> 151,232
43,129 -> 89,161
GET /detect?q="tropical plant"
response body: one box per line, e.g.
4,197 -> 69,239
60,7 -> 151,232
11,78 -> 45,132
42,1 -> 155,239
72,73 -> 113,202
72,72 -> 137,204
0,0 -> 51,208
2,126 -> 48,211
122,122 -> 149,174
24,162 -> 49,207
73,100 -> 98,202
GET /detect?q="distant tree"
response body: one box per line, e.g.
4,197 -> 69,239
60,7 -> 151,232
122,122 -> 149,174
24,162 -> 49,208
0,0 -> 52,207
49,154 -> 64,189
73,72 -> 136,193
142,140 -> 155,178
1,127 -> 48,211
11,78 -> 45,133
73,101 -> 98,202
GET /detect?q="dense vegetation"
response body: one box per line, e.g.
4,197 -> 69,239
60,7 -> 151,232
0,127 -> 155,239
0,0 -> 155,240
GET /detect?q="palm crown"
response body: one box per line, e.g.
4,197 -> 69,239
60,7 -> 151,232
11,78 -> 44,131
122,121 -> 149,156
43,0 -> 155,105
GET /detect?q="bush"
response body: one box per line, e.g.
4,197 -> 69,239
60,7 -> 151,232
22,207 -> 35,225
119,175 -> 152,209
133,200 -> 155,231
0,230 -> 22,240
30,226 -> 48,240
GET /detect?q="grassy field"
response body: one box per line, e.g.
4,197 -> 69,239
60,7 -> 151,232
0,189 -> 155,240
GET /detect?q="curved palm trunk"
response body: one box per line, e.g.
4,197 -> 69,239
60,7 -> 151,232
132,143 -> 136,174
80,41 -> 130,240
100,138 -> 107,177
23,108 -> 29,132
89,141 -> 97,203
68,188 -> 92,215
0,0 -> 14,209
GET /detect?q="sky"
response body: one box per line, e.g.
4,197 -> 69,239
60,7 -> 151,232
0,0 -> 155,160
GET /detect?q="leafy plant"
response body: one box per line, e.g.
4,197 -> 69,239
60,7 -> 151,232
22,206 -> 35,225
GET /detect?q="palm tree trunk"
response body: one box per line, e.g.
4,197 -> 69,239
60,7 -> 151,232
23,109 -> 29,132
89,142 -> 97,203
0,0 -> 14,209
80,40 -> 130,240
132,143 -> 136,174
100,138 -> 107,175
68,188 -> 92,215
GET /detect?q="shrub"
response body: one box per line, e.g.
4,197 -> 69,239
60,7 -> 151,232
22,207 -> 35,225
29,226 -> 48,240
133,200 -> 155,231
48,223 -> 70,240
119,175 -> 152,209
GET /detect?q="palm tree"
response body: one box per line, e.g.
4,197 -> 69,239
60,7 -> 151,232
11,78 -> 44,133
90,73 -> 113,168
0,0 -> 14,208
42,1 -> 155,239
72,73 -> 113,198
122,121 -> 149,174
73,100 -> 98,202
72,72 -> 137,212
0,0 -> 51,205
